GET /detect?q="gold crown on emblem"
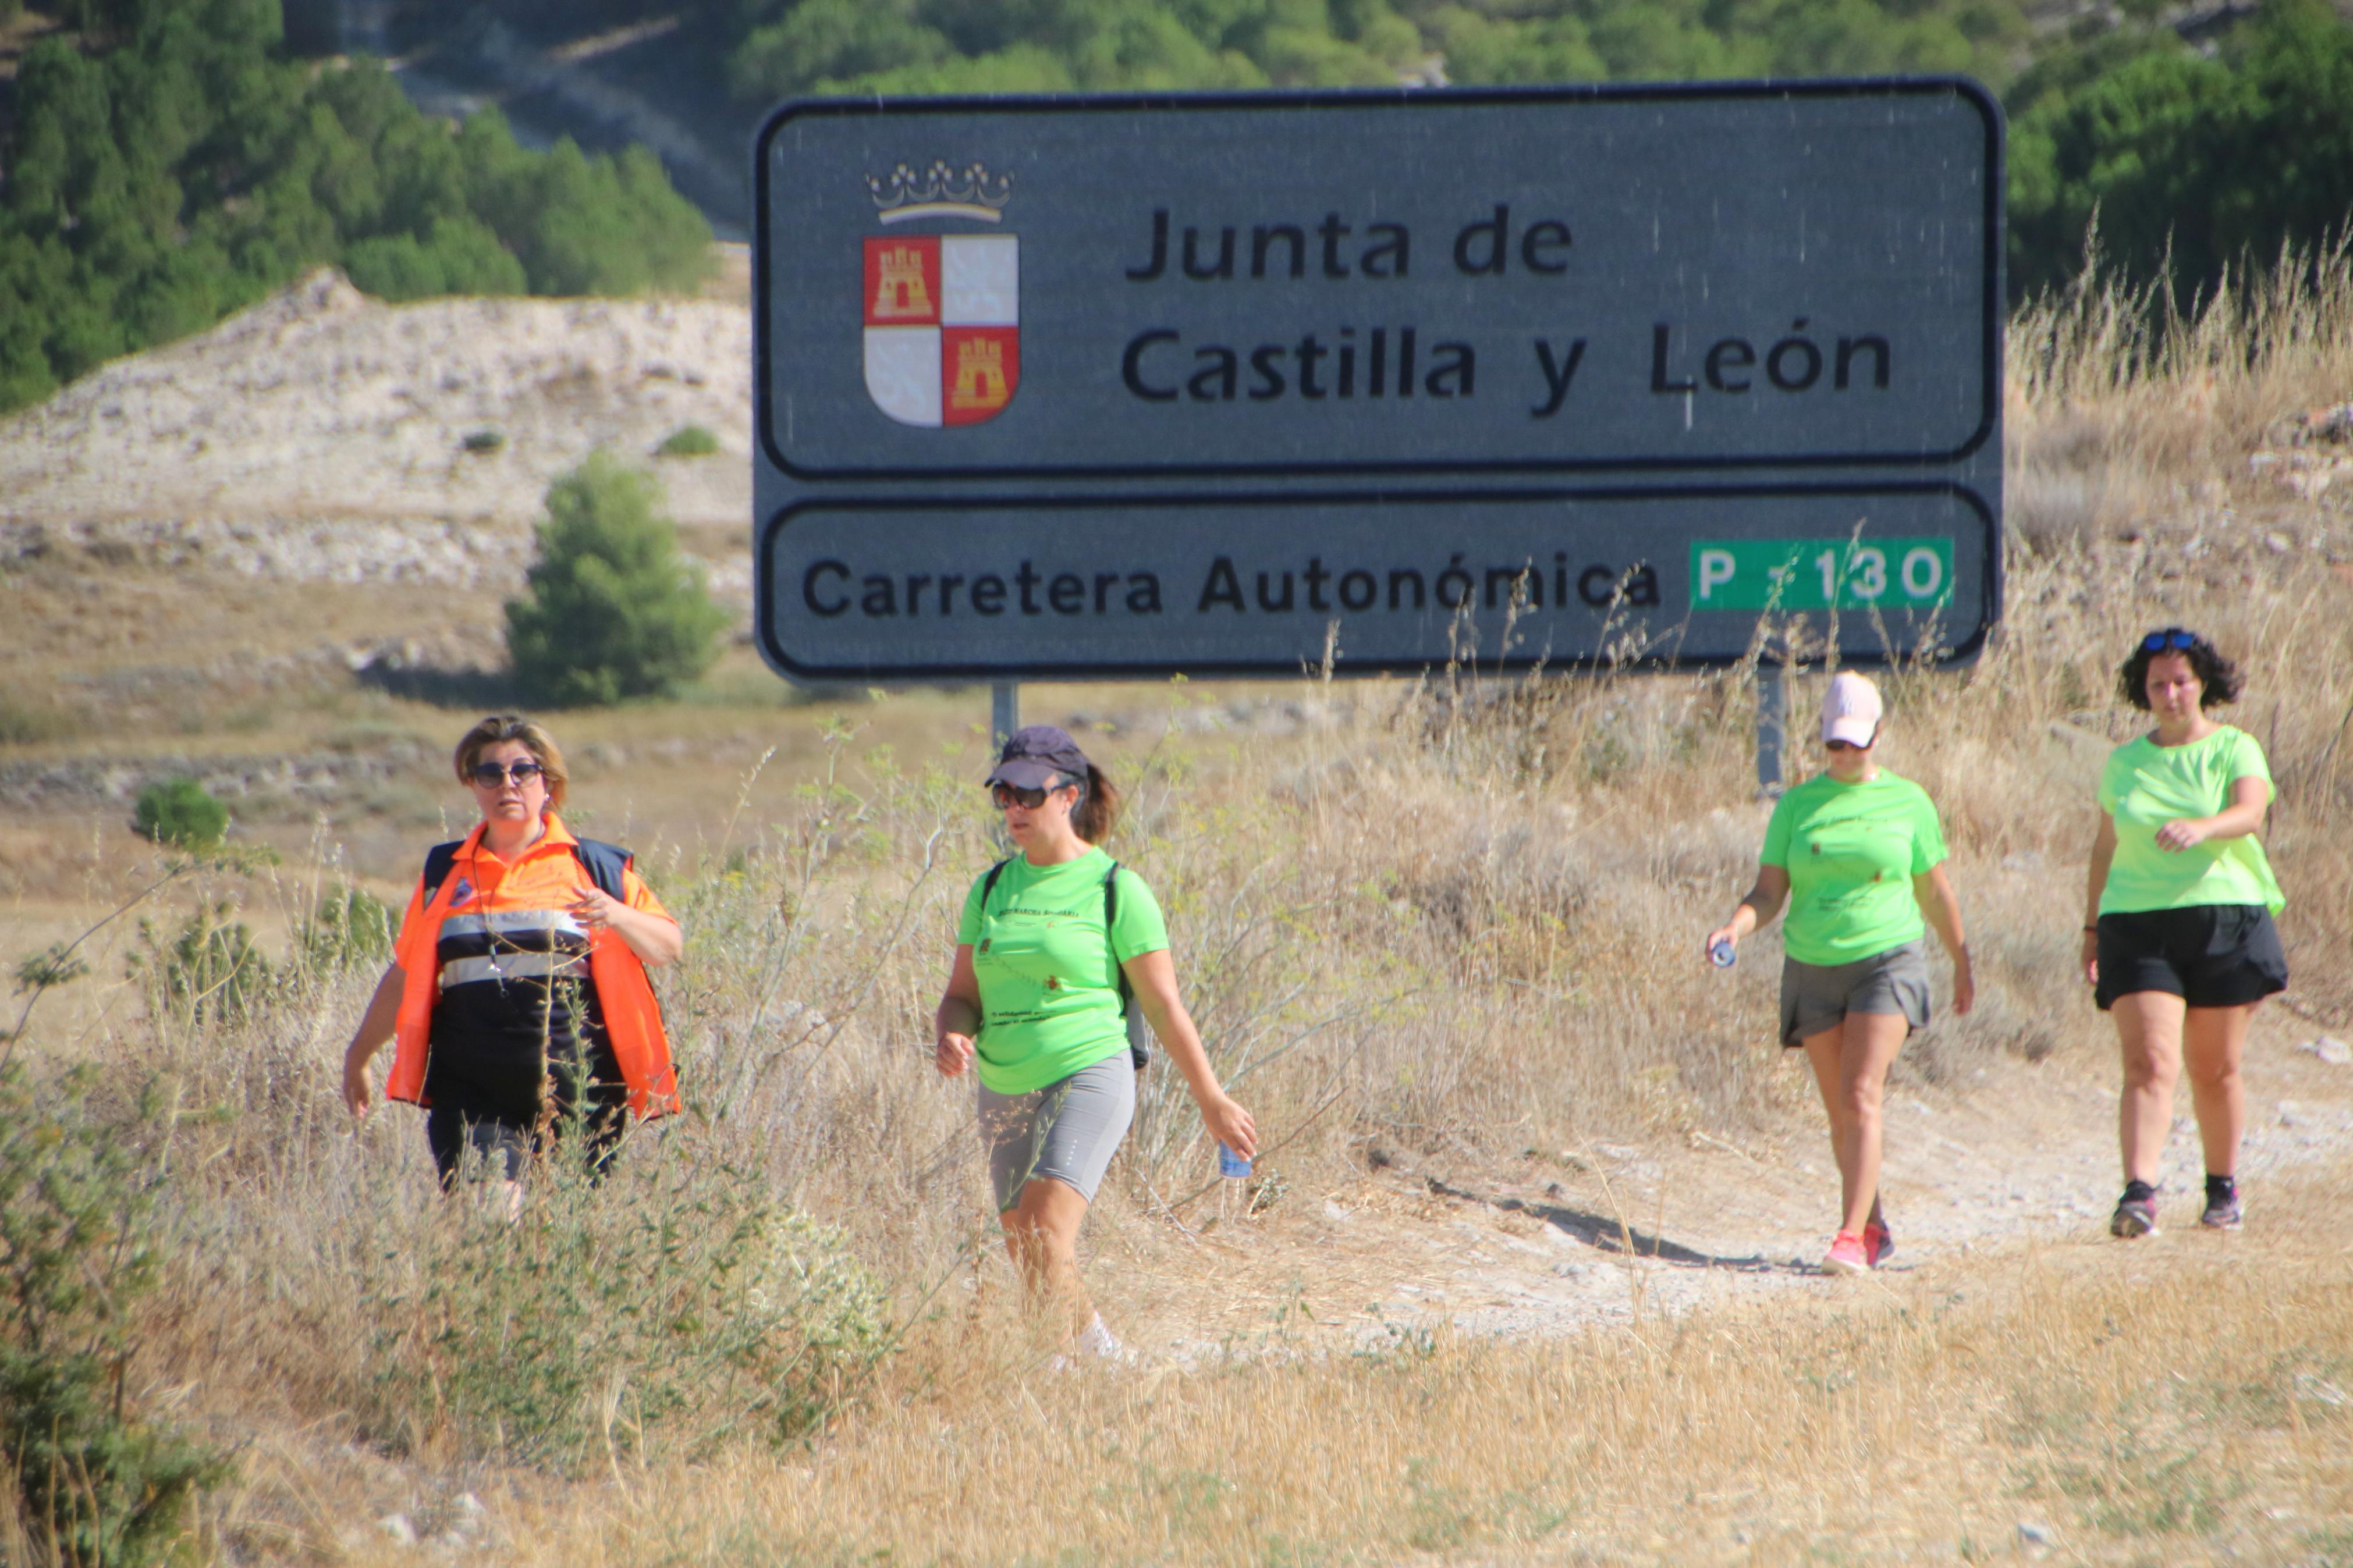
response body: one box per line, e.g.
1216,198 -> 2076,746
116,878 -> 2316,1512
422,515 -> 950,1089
866,160 -> 1014,225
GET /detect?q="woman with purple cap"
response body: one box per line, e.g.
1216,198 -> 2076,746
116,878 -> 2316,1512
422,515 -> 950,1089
934,724 -> 1256,1361
1705,671 -> 1974,1276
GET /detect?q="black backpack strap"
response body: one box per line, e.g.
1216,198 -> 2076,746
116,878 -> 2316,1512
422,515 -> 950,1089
570,838 -> 633,902
420,841 -> 464,905
978,856 -> 1013,920
1105,861 -> 1149,1072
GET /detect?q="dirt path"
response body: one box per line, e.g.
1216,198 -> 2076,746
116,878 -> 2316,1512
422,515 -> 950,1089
1106,1011 -> 2353,1361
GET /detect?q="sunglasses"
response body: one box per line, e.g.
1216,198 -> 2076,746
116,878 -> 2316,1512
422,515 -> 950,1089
1825,738 -> 1867,752
2141,628 -> 2199,653
990,781 -> 1071,810
469,760 -> 545,787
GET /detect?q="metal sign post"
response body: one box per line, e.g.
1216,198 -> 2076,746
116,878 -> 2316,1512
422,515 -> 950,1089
752,81 -> 2003,684
1755,663 -> 1786,798
991,680 -> 1019,746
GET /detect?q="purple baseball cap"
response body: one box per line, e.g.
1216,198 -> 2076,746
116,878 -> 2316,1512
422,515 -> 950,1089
985,726 -> 1091,791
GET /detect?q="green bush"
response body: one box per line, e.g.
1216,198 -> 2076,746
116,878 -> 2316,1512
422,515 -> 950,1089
129,900 -> 271,1026
0,1065 -> 228,1566
0,698 -> 75,745
2006,0 -> 2353,299
359,1161 -> 890,1471
504,453 -> 730,707
300,883 -> 393,973
130,778 -> 227,852
721,0 -> 2038,103
655,424 -> 719,457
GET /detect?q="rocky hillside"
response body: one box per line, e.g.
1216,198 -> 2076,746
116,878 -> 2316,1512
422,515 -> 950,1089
0,269 -> 753,597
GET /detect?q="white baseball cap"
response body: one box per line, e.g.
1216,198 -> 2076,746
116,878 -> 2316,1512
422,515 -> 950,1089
1821,670 -> 1883,746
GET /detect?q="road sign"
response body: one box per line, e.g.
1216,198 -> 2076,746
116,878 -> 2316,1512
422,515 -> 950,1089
759,483 -> 1993,680
753,81 -> 2003,680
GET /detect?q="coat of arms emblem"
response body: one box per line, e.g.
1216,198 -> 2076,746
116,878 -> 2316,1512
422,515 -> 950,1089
862,161 -> 1017,428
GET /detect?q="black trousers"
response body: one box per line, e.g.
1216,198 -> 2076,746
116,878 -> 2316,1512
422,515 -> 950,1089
422,1066 -> 629,1189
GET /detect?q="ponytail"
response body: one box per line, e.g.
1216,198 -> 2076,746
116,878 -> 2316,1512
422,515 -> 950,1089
1072,762 -> 1120,844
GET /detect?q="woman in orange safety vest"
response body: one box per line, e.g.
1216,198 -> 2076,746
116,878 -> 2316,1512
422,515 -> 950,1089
342,714 -> 682,1193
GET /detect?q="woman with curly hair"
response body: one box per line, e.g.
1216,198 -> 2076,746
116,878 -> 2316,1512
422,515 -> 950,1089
2084,629 -> 2285,1238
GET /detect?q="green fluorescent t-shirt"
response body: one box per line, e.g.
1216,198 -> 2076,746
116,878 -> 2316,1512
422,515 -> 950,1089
1761,769 -> 1948,965
2096,726 -> 2283,916
954,848 -> 1170,1094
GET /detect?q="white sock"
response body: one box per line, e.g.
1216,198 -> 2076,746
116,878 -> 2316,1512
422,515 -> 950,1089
1080,1313 -> 1123,1359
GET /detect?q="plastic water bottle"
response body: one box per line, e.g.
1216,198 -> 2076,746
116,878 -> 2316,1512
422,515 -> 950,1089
1709,937 -> 1737,968
1218,1143 -> 1252,1180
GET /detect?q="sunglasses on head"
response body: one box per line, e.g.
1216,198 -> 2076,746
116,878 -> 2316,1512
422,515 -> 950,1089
469,759 -> 544,787
2141,628 -> 2199,653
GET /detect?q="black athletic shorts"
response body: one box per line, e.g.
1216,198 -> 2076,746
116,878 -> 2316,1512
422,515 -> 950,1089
2094,904 -> 2287,1012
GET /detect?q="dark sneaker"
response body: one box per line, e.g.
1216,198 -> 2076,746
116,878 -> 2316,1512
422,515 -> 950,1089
2110,1194 -> 2160,1238
1862,1219 -> 1894,1267
1823,1231 -> 1871,1277
2199,1191 -> 2243,1229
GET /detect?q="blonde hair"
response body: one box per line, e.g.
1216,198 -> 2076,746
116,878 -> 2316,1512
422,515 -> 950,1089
453,714 -> 569,812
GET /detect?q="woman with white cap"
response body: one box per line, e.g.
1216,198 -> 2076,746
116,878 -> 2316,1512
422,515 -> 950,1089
1705,671 -> 1974,1275
934,725 -> 1257,1361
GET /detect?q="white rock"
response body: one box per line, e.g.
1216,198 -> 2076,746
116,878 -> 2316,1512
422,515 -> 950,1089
2295,1373 -> 2349,1408
379,1512 -> 418,1546
2018,1521 -> 2056,1546
2300,1036 -> 2351,1066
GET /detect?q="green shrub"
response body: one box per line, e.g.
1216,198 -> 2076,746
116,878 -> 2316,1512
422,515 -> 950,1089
0,698 -> 74,745
0,6 -> 712,418
129,900 -> 271,1026
0,1065 -> 228,1566
130,778 -> 227,852
656,424 -> 719,457
300,884 -> 393,973
504,453 -> 730,706
2006,0 -> 2353,299
359,1160 -> 890,1471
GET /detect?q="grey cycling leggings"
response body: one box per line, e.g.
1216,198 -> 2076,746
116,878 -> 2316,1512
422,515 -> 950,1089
977,1053 -> 1135,1212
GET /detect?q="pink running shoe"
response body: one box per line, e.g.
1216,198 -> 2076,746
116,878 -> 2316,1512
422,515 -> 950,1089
1823,1231 -> 1871,1277
1862,1219 -> 1894,1267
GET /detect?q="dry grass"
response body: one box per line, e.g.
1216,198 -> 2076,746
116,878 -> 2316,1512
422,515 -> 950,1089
3,254 -> 2353,1565
462,1174 -> 2353,1567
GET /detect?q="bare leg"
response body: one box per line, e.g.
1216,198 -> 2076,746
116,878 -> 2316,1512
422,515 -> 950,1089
2112,991 -> 2187,1186
2181,1002 -> 2256,1179
1804,1012 -> 1909,1236
999,1176 -> 1095,1343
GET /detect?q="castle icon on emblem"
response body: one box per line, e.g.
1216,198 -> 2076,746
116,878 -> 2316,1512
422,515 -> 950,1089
861,162 -> 1017,429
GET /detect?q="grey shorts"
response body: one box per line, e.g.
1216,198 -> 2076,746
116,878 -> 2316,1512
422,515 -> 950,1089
1779,939 -> 1932,1047
977,1052 -> 1135,1212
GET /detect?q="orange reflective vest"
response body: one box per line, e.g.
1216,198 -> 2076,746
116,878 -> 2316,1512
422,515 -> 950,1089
386,819 -> 680,1118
